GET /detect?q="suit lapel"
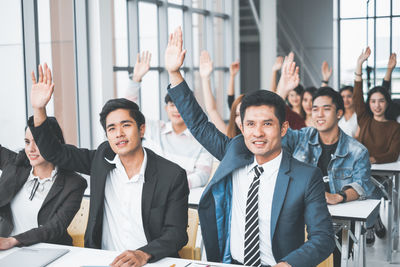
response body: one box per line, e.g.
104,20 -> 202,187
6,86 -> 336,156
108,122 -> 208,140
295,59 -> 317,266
141,148 -> 157,238
270,152 -> 291,239
41,171 -> 64,209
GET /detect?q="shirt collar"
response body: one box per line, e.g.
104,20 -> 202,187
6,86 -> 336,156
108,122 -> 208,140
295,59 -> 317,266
161,121 -> 191,136
28,166 -> 58,183
247,151 -> 283,175
106,148 -> 148,183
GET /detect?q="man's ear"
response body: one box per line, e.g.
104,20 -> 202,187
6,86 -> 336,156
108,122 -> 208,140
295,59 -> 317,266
140,124 -> 146,138
280,121 -> 289,137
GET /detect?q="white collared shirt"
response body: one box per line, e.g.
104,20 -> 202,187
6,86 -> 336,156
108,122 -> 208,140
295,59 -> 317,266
338,112 -> 358,137
143,120 -> 213,188
10,167 -> 58,236
230,152 -> 282,266
101,149 -> 148,251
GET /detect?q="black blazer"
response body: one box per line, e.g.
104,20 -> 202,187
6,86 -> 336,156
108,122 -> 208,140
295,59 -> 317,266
29,118 -> 189,262
0,145 -> 87,246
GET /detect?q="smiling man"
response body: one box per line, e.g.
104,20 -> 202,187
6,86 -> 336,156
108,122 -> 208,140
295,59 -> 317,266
28,66 -> 189,267
165,27 -> 334,267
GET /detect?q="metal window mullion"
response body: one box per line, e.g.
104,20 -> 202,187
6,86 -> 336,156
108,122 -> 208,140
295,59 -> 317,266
183,0 -> 193,89
127,0 -> 140,104
73,0 -> 92,148
158,0 -> 169,121
223,0 -> 234,119
21,0 -> 40,119
204,0 -> 214,97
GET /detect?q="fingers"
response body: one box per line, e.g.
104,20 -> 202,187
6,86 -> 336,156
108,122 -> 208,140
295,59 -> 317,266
38,65 -> 44,83
31,71 -> 37,84
136,53 -> 140,64
46,64 -> 52,86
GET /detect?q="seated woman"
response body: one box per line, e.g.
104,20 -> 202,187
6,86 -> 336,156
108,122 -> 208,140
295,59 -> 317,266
302,86 -> 317,127
354,48 -> 400,164
338,86 -> 358,137
0,65 -> 87,250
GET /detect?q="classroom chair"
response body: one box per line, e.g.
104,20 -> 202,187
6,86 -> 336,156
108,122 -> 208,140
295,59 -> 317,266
178,208 -> 201,260
67,197 -> 90,247
305,227 -> 334,267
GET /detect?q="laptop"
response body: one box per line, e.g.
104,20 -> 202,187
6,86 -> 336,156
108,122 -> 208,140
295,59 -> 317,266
0,247 -> 69,267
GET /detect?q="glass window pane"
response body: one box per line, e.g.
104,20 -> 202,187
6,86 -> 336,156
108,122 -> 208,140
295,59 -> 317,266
375,18 -> 390,85
0,1 -> 26,151
37,0 -> 52,67
141,71 -> 160,120
214,70 -> 225,118
213,0 -> 224,13
168,0 -> 182,5
192,13 -> 205,66
367,0 -> 374,17
139,2 -> 159,66
114,0 -> 128,66
213,17 -> 224,67
168,7 -> 183,36
376,0 -> 390,16
340,19 -> 366,86
340,0 -> 366,18
193,71 -> 205,109
394,0 -> 400,15
192,0 -> 204,9
392,18 -> 400,98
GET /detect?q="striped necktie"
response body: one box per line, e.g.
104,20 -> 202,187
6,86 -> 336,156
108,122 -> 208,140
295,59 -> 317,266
244,165 -> 264,267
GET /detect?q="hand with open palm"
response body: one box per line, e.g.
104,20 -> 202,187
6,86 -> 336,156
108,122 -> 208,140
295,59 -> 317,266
30,63 -> 54,110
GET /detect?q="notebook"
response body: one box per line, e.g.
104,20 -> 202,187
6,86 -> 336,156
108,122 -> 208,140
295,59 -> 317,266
0,247 -> 69,267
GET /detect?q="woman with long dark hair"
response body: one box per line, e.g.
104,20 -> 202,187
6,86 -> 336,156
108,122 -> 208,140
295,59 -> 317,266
0,64 -> 87,250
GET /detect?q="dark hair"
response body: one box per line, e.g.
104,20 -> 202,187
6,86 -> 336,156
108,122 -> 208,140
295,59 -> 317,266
339,85 -> 354,94
99,98 -> 145,132
227,94 -> 245,138
303,86 -> 317,97
366,86 -> 394,120
286,84 -> 305,118
313,86 -> 344,113
240,90 -> 286,126
164,93 -> 173,104
293,84 -> 305,96
16,116 -> 65,166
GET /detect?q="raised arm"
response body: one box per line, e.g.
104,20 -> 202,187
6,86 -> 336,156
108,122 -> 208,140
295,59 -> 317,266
165,27 -> 230,160
382,53 -> 397,90
270,56 -> 283,92
321,61 -> 332,87
125,51 -> 152,103
30,64 -> 95,174
353,47 -> 371,120
199,50 -> 228,134
228,60 -> 240,98
276,53 -> 300,100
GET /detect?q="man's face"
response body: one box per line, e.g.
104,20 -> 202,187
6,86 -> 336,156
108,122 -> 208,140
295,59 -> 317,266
240,105 -> 288,164
165,102 -> 185,126
105,108 -> 145,158
340,90 -> 353,110
312,96 -> 342,133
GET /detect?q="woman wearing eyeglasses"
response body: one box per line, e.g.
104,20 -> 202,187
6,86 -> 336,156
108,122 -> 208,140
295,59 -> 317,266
0,65 -> 87,250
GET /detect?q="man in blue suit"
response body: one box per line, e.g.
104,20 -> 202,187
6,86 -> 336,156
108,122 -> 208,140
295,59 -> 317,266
165,27 -> 335,267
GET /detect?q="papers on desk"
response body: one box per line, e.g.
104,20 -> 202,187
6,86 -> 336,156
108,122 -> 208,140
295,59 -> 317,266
0,247 -> 69,267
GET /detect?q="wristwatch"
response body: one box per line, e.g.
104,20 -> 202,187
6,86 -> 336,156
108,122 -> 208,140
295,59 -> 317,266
338,190 -> 347,203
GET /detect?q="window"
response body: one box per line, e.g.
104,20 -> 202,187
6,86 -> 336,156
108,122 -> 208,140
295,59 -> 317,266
113,0 -> 235,120
338,0 -> 400,99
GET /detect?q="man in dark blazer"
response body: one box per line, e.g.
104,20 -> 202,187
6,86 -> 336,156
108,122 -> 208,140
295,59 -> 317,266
165,27 -> 335,267
28,64 -> 189,267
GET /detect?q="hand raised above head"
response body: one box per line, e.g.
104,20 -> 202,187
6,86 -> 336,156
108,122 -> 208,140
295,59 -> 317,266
165,26 -> 186,73
276,52 -> 300,97
321,61 -> 333,81
387,53 -> 397,70
272,56 -> 283,72
357,47 -> 371,66
133,51 -> 152,82
230,60 -> 240,76
30,63 -> 55,110
199,50 -> 213,78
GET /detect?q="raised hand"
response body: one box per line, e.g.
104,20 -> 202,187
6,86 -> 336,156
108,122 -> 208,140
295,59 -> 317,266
133,51 -> 151,82
387,53 -> 397,70
272,56 -> 284,72
199,50 -> 213,78
276,53 -> 299,99
321,61 -> 333,82
357,47 -> 371,67
165,26 -> 186,74
230,61 -> 240,77
30,63 -> 55,110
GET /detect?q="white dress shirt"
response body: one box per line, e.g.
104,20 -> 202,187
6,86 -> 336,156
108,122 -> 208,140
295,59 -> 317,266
230,152 -> 282,266
10,167 -> 58,236
101,149 -> 148,251
339,112 -> 358,137
143,120 -> 213,188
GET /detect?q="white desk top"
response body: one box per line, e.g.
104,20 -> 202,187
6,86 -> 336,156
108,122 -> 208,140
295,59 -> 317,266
328,199 -> 381,221
371,161 -> 400,172
0,243 -> 235,267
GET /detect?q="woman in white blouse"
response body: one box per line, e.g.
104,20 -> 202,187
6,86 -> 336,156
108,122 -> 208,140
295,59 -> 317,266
338,86 -> 358,137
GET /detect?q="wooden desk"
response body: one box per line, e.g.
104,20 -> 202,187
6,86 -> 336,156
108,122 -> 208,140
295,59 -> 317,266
371,161 -> 400,263
328,199 -> 381,267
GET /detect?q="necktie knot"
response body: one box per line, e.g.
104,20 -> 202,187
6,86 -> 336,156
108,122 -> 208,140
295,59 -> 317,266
254,165 -> 264,179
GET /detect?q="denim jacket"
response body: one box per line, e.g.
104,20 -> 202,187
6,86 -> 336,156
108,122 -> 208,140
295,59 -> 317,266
282,127 -> 375,198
